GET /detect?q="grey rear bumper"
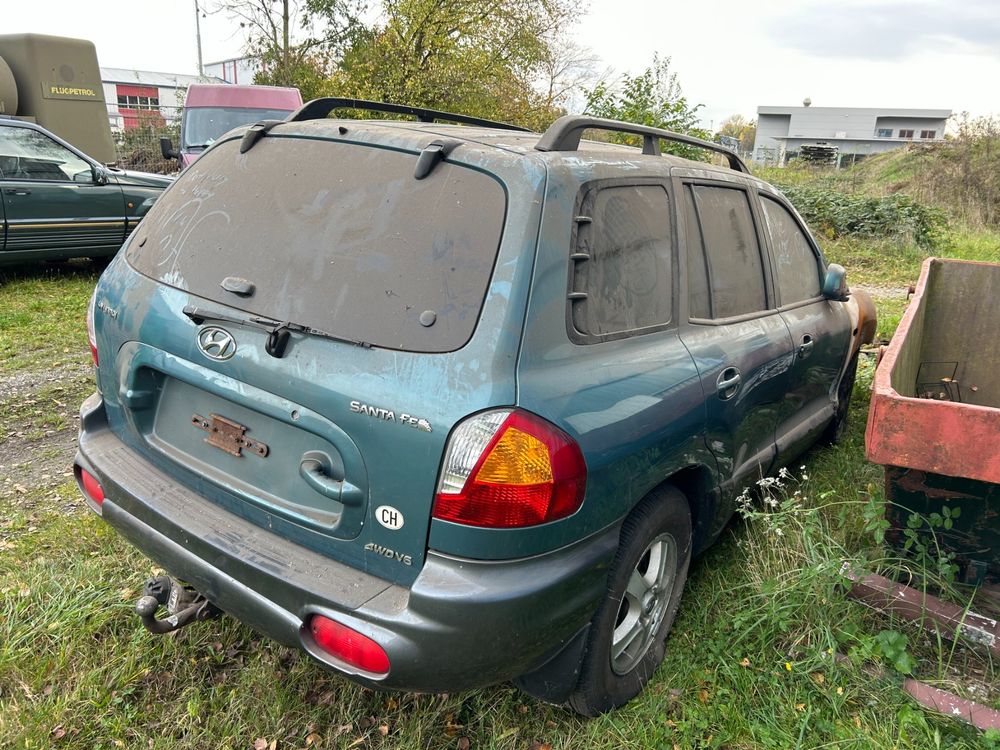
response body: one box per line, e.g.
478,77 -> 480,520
76,393 -> 617,693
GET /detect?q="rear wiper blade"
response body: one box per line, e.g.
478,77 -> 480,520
182,305 -> 371,358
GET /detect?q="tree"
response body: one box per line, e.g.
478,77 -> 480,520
216,0 -> 594,129
327,0 -> 584,129
716,114 -> 756,155
536,37 -> 603,120
583,55 -> 709,159
212,0 -> 364,97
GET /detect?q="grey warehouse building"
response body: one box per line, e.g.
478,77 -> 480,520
753,105 -> 951,166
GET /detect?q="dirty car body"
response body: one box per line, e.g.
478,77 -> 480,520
76,103 -> 874,714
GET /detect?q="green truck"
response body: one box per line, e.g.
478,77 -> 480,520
0,33 -> 116,164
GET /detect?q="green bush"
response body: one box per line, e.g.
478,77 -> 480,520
777,184 -> 945,248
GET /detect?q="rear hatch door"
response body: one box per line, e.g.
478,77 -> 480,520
98,126 -> 539,583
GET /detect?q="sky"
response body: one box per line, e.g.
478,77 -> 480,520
3,0 -> 998,130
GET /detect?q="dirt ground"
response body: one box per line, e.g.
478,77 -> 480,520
0,362 -> 91,508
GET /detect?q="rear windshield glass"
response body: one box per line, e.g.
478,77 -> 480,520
127,136 -> 507,352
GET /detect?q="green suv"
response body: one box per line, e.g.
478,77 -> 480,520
76,100 -> 875,715
0,117 -> 171,264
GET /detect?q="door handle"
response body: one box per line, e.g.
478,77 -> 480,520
5,188 -> 30,195
798,334 -> 815,359
299,451 -> 363,506
716,367 -> 742,400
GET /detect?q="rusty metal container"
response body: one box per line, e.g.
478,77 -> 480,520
866,257 -> 1000,584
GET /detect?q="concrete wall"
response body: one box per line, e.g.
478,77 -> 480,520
754,113 -> 791,162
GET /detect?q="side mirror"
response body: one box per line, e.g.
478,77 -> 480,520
91,166 -> 109,185
160,137 -> 178,160
822,264 -> 849,301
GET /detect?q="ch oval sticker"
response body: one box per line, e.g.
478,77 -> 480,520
375,505 -> 404,530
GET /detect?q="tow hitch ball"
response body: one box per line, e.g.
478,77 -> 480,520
133,576 -> 221,634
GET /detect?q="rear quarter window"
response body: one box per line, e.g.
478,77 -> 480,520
127,136 -> 507,352
569,183 -> 673,340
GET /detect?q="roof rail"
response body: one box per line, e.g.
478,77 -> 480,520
286,98 -> 531,132
534,115 -> 750,174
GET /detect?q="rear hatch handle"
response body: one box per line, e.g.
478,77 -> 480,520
300,451 -> 364,506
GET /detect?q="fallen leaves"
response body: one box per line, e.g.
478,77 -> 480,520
252,739 -> 276,750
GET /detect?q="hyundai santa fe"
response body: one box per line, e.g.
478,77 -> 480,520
76,99 -> 875,715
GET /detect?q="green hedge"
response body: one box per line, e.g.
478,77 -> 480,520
777,185 -> 945,248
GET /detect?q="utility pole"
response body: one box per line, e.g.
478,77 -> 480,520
194,0 -> 204,76
282,0 -> 290,85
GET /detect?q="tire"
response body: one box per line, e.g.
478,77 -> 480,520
822,352 -> 859,445
568,485 -> 692,716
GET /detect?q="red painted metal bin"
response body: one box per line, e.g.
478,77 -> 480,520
866,257 -> 1000,584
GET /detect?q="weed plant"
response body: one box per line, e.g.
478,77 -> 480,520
776,185 -> 945,248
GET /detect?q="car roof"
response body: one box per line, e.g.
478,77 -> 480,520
0,116 -> 47,131
260,118 -> 743,178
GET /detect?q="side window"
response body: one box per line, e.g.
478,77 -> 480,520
760,196 -> 822,305
571,184 -> 673,338
0,127 -> 93,182
690,185 -> 767,318
682,187 -> 711,319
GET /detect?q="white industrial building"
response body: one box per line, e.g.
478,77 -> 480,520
203,55 -> 261,86
753,104 -> 951,166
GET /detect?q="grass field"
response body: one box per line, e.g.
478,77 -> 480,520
1,220 -> 998,749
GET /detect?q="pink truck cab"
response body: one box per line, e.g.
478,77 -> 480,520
161,84 -> 302,169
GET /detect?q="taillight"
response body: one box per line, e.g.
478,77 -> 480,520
433,409 -> 586,528
86,288 -> 98,366
78,467 -> 105,512
309,615 -> 390,675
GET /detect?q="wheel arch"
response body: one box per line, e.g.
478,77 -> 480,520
639,464 -> 719,556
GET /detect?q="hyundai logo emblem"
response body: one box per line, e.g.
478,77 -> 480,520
197,326 -> 236,360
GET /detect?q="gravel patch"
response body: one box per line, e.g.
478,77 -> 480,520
853,284 -> 912,299
0,361 -> 92,403
0,362 -> 93,505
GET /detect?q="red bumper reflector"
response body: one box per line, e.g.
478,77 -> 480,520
80,468 -> 105,506
309,615 -> 390,675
